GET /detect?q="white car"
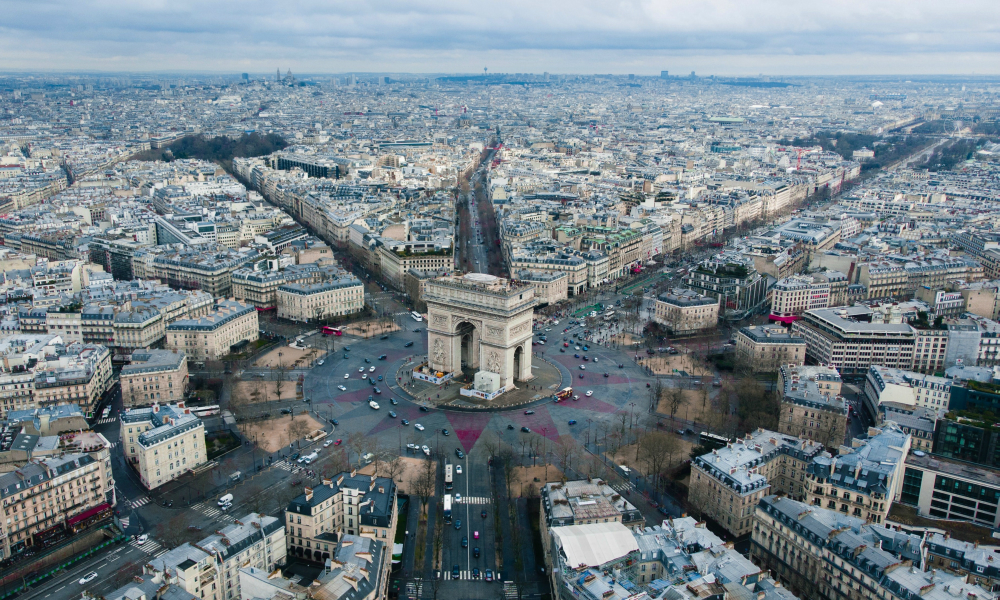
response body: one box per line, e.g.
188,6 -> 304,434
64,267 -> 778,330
575,346 -> 581,350
369,400 -> 380,410
136,534 -> 148,544
344,373 -> 350,379
421,445 -> 431,456
369,366 -> 376,372
358,367 -> 364,372
414,423 -> 425,431
337,385 -> 347,391
579,365 -> 586,370
324,440 -> 333,447
455,493 -> 462,502
456,465 -> 463,474
79,572 -> 99,585
586,390 -> 594,397
317,359 -> 324,366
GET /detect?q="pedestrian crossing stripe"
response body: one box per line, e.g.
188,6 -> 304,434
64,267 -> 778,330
119,517 -> 130,528
131,497 -> 151,508
445,570 -> 480,580
273,460 -> 296,471
153,549 -> 168,558
454,496 -> 491,505
97,417 -> 117,425
129,539 -> 163,553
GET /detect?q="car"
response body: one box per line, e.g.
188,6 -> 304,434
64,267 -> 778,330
415,423 -> 425,431
474,530 -> 479,539
575,346 -> 581,350
374,387 -> 382,394
456,465 -> 463,474
507,424 -> 514,430
79,572 -> 99,585
380,335 -> 389,340
582,355 -> 588,361
618,364 -> 624,368
369,400 -> 380,409
521,426 -> 531,433
473,547 -> 481,558
524,409 -> 535,415
358,367 -> 365,372
389,411 -> 397,418
442,429 -> 450,436
586,390 -> 594,397
461,536 -> 468,548
413,328 -> 422,333
568,419 -> 577,425
334,439 -> 342,446
583,345 -> 590,351
406,443 -> 416,451
473,567 -> 480,579
574,353 -> 580,358
337,385 -> 347,391
456,449 -> 465,459
136,534 -> 148,544
485,569 -> 494,582
369,366 -> 376,372
454,519 -> 462,530
402,419 -> 410,425
345,373 -> 351,379
344,354 -> 349,358
281,408 -> 292,414
452,565 -> 461,579
563,342 -> 569,347
604,372 -> 610,377
658,506 -> 671,516
291,452 -> 300,460
481,509 -> 487,518
579,374 -> 584,379
332,419 -> 339,425
419,406 -> 429,412
317,359 -> 325,366
344,346 -> 351,351
560,348 -> 565,352
377,374 -> 384,381
404,341 -> 414,347
364,358 -> 371,363
579,365 -> 586,370
421,445 -> 431,456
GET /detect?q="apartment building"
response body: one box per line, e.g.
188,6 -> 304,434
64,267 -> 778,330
777,364 -> 847,447
652,288 -> 719,335
508,247 -> 589,297
900,451 -> 1000,529
539,479 -> 644,555
734,324 -> 806,372
31,343 -> 113,417
804,423 -> 911,525
687,254 -> 767,320
275,277 -> 365,323
0,448 -> 115,560
863,365 -> 952,422
121,402 -> 207,490
923,532 -> 1000,591
112,308 -> 164,353
146,513 -> 286,600
285,472 -> 398,563
749,495 -> 983,600
231,268 -> 286,309
121,350 -> 188,408
376,244 -> 455,290
45,308 -> 83,343
512,270 -> 568,306
80,304 -> 115,345
768,274 -> 833,323
165,300 -> 258,361
133,244 -> 257,297
859,262 -> 909,300
689,429 -> 824,537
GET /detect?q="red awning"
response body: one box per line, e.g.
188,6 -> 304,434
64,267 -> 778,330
66,503 -> 110,526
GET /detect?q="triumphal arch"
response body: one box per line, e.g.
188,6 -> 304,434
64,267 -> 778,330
424,273 -> 536,390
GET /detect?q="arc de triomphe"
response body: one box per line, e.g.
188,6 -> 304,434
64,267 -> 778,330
424,274 -> 536,389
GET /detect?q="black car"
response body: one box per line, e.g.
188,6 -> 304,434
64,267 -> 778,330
481,509 -> 487,518
344,353 -> 349,359
380,335 -> 389,340
291,452 -> 300,460
507,424 -> 515,430
454,519 -> 462,530
461,536 -> 468,548
473,547 -> 480,558
524,410 -> 534,415
452,565 -> 460,579
420,406 -> 429,412
364,358 -> 371,363
442,429 -> 450,436
604,373 -> 609,377
404,341 -> 414,347
456,449 -> 465,459
379,354 -> 387,360
344,346 -> 351,351
472,567 -> 480,579
332,419 -> 339,426
521,426 -> 531,433
281,408 -> 292,414
390,398 -> 398,405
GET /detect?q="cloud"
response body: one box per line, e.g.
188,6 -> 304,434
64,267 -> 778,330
0,0 -> 998,73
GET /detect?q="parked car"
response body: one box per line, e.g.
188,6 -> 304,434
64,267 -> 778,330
405,341 -> 414,347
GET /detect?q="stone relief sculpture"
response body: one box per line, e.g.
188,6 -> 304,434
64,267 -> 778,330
486,350 -> 502,373
487,325 -> 504,339
432,338 -> 445,363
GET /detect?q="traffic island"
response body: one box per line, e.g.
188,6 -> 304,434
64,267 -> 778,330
397,357 -> 564,411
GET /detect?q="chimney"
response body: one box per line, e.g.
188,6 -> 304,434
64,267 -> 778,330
323,478 -> 333,487
305,487 -> 313,502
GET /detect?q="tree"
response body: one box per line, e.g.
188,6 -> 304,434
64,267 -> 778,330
665,385 -> 685,422
346,431 -> 367,468
287,418 -> 310,449
637,431 -> 680,489
735,377 -> 779,432
498,445 -> 518,499
382,453 -> 404,482
554,437 -> 576,479
413,457 -> 436,512
272,363 -> 288,404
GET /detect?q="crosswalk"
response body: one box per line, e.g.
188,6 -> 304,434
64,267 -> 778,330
131,497 -> 151,509
610,482 -> 634,494
273,460 -> 299,472
119,517 -> 130,529
96,417 -> 117,425
193,502 -> 237,522
454,496 -> 491,505
445,570 -> 481,580
130,538 -> 163,554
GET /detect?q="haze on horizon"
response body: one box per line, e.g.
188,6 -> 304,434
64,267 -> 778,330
2,0 -> 999,76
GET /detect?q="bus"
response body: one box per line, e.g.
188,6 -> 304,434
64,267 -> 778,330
443,494 -> 452,522
411,311 -> 423,322
699,431 -> 731,451
555,387 -> 573,401
321,326 -> 344,336
445,464 -> 453,491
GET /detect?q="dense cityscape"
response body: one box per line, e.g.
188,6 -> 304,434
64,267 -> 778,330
1,69 -> 1000,600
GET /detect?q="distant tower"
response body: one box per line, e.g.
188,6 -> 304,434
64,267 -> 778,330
242,73 -> 249,82
276,68 -> 281,82
660,70 -> 669,79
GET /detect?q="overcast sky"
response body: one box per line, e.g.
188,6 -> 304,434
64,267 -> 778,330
2,0 -> 998,75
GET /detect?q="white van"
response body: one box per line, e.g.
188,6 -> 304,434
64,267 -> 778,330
303,452 -> 319,464
218,493 -> 234,506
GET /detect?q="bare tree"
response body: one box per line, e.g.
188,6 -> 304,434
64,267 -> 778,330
498,445 -> 518,499
637,431 -> 680,489
382,453 -> 404,482
346,431 -> 367,468
665,385 -> 685,422
413,457 -> 436,512
272,363 -> 288,404
287,417 -> 310,449
554,437 -> 576,479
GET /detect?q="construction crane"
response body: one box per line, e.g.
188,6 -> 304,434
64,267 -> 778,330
796,148 -> 805,170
